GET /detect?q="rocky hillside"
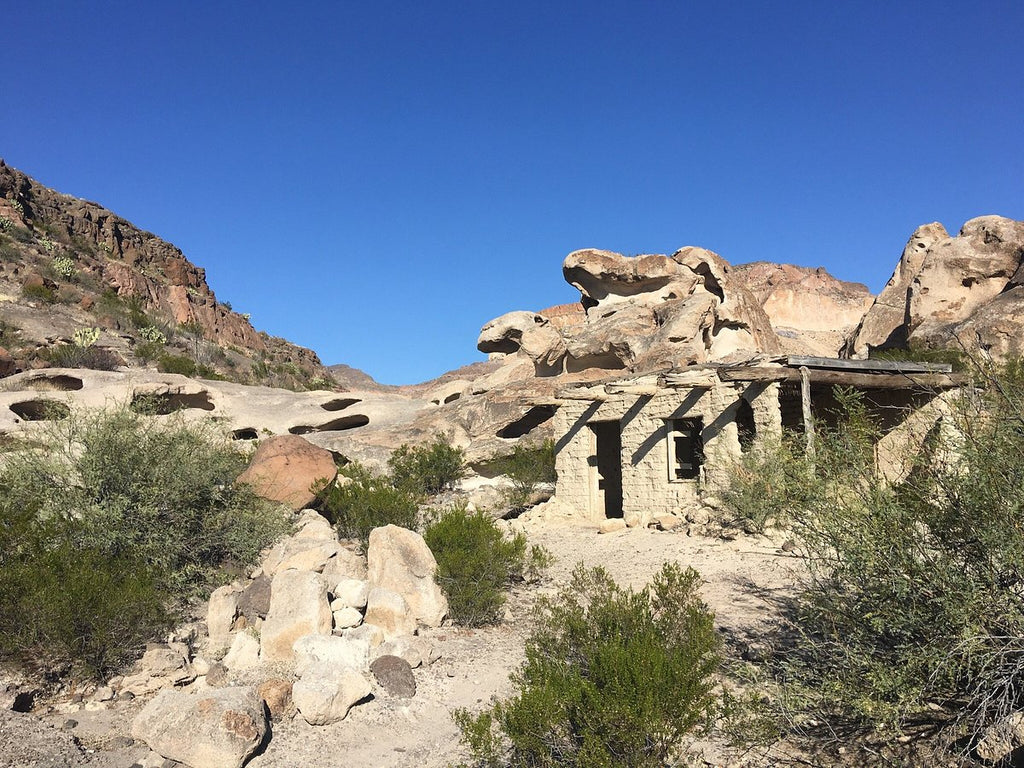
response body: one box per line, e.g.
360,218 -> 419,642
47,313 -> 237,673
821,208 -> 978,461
0,160 -> 334,390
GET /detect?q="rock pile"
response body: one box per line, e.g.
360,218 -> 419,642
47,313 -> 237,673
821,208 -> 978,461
118,512 -> 446,768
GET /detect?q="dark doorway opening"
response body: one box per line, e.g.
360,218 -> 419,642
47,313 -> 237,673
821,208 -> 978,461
590,421 -> 623,518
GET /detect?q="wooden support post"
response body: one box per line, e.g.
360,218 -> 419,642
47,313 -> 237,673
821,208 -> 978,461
800,365 -> 815,459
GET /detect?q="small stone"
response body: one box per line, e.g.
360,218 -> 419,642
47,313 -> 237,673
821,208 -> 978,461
62,719 -> 78,730
598,518 -> 626,534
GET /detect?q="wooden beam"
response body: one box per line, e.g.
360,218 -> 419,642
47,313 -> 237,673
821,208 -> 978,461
603,385 -> 663,396
787,355 -> 953,374
801,366 -> 815,458
719,367 -> 965,389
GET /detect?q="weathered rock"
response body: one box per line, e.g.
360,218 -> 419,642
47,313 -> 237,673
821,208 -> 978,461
206,585 -> 239,652
260,570 -> 331,663
130,686 -> 267,768
320,547 -> 367,582
343,623 -> 385,648
291,663 -> 371,726
236,435 -> 337,511
332,578 -> 369,610
222,632 -> 260,672
598,518 -> 626,533
331,605 -> 363,629
362,587 -> 417,640
653,513 -> 682,531
236,574 -> 272,621
370,655 -> 416,698
847,216 -> 1024,360
257,678 -> 293,721
366,525 -> 448,627
975,711 -> 1024,764
262,536 -> 343,576
293,634 -> 370,677
375,636 -> 439,668
120,644 -> 195,696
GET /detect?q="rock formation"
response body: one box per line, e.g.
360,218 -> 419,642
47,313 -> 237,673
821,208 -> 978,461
847,216 -> 1024,359
732,262 -> 874,356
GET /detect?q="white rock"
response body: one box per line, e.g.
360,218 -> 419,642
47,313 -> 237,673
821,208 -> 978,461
332,606 -> 363,629
375,636 -> 437,669
131,686 -> 267,768
292,662 -> 371,725
293,634 -> 370,677
599,518 -> 626,533
260,571 -> 331,664
332,578 -> 369,609
343,623 -> 385,648
207,585 -> 240,652
363,586 -> 417,640
321,547 -> 367,581
223,632 -> 261,671
263,537 -> 343,575
366,525 -> 448,627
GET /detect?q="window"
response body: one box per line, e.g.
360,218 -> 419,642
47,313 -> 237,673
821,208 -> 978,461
667,418 -> 703,481
736,398 -> 756,452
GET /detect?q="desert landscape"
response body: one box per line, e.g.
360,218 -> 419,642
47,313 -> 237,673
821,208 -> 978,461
2,156 -> 1024,767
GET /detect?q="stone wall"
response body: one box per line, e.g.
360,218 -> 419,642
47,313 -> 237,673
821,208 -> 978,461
553,378 -> 782,527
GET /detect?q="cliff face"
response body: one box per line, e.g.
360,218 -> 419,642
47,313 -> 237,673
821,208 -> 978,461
0,160 -> 328,387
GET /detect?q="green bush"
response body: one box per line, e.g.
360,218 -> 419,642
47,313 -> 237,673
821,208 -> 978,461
388,434 -> 466,495
0,407 -> 289,677
317,463 -> 420,549
22,282 -> 56,303
491,439 -> 556,511
727,375 -> 1024,755
45,343 -> 121,371
455,562 -> 720,767
158,353 -> 197,376
424,504 -> 549,626
720,434 -> 816,533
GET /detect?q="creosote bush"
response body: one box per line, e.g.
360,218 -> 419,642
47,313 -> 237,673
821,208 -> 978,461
424,504 -> 549,626
491,439 -> 556,512
317,462 -> 419,549
720,434 -> 815,533
0,406 -> 289,678
388,434 -> 465,495
455,561 -> 720,767
725,372 -> 1024,757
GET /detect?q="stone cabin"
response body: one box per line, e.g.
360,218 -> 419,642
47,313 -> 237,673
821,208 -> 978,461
552,356 -> 963,527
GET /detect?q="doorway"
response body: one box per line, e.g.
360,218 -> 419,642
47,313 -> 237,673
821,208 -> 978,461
589,421 -> 623,518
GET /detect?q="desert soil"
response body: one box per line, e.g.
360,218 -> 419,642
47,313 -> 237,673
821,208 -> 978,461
3,519 -> 800,768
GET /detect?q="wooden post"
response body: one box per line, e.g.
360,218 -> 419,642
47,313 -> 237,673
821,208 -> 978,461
800,366 -> 815,458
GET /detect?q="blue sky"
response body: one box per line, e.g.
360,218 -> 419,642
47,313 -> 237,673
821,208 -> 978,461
3,2 -> 1021,384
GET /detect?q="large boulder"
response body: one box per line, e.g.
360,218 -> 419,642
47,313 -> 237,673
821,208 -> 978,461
206,585 -> 240,653
846,216 -> 1024,359
292,662 -> 371,725
293,634 -> 370,676
260,570 -> 332,663
236,435 -> 337,510
366,525 -> 448,627
130,686 -> 267,768
363,586 -> 417,640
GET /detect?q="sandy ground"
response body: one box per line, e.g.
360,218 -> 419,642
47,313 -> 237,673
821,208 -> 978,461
5,519 -> 801,768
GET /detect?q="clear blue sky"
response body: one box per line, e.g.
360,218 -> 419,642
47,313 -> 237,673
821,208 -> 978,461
3,2 -> 1021,384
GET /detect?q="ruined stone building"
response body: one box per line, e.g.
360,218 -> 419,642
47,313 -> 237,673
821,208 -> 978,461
552,356 -> 962,527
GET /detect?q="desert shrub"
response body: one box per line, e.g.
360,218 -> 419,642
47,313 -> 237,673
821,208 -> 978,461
0,407 -> 289,676
45,343 -> 121,371
424,504 -> 549,626
388,434 -> 465,495
317,462 -> 420,548
720,434 -> 816,532
455,562 -> 720,767
22,282 -> 55,303
158,353 -> 197,377
728,374 -> 1024,755
134,340 -> 164,364
492,439 -> 556,511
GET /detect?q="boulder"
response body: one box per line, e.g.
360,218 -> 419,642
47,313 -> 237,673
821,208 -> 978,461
262,536 -> 343,576
976,711 -> 1024,764
599,518 -> 626,534
293,634 -> 370,677
332,605 -> 363,629
332,578 -> 369,610
292,663 -> 371,726
120,644 -> 195,697
366,525 -> 448,627
257,678 -> 293,721
343,623 -> 385,648
362,587 -> 417,640
369,655 -> 416,698
130,686 -> 267,768
260,571 -> 331,664
206,585 -> 239,652
375,636 -> 439,669
321,547 -> 367,581
0,347 -> 15,378
236,435 -> 337,511
222,632 -> 260,672
236,574 -> 272,622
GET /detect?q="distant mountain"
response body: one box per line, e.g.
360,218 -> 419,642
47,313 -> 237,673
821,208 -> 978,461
0,160 -> 333,390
